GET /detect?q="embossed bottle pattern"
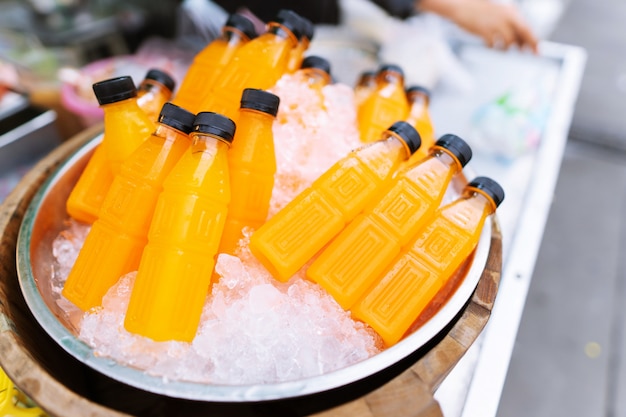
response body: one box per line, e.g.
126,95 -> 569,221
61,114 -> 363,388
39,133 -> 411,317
62,104 -> 195,311
124,112 -> 235,342
351,177 -> 505,346
249,121 -> 421,282
307,134 -> 472,310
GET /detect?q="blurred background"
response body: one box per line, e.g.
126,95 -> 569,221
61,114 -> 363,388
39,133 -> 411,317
0,0 -> 623,416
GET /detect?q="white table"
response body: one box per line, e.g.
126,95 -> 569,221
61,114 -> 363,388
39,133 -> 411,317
430,41 -> 586,417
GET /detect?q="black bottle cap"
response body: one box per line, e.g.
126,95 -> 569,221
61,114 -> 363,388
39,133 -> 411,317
240,88 -> 280,117
434,134 -> 472,168
300,55 -> 331,77
92,76 -> 137,105
192,112 -> 236,143
378,64 -> 404,78
225,13 -> 258,40
467,176 -> 505,208
274,9 -> 304,40
158,103 -> 195,134
386,121 -> 421,155
300,16 -> 315,41
144,68 -> 176,92
406,85 -> 431,100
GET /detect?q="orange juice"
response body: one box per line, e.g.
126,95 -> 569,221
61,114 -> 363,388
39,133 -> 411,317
199,10 -> 302,121
62,103 -> 195,311
352,176 -> 504,346
124,112 -> 235,342
354,70 -> 377,107
219,88 -> 280,255
307,134 -> 472,309
357,64 -> 409,143
249,121 -> 421,282
66,76 -> 155,224
287,15 -> 314,72
173,14 -> 257,114
405,86 -> 435,162
136,68 -> 176,121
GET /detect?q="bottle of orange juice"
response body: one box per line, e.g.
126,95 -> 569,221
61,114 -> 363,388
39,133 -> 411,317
66,76 -> 155,224
136,68 -> 176,121
354,70 -> 377,107
307,134 -> 472,309
173,13 -> 257,114
219,88 -> 280,255
199,9 -> 303,121
249,121 -> 421,282
124,112 -> 235,342
62,103 -> 195,311
287,16 -> 314,72
352,176 -> 504,346
404,86 -> 435,162
357,64 -> 409,143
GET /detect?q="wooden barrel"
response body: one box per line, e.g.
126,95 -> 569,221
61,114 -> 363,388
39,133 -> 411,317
0,126 -> 502,417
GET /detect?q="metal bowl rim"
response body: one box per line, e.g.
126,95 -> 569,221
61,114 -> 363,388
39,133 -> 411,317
16,134 -> 492,402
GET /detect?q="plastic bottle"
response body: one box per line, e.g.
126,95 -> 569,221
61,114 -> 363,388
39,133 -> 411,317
124,112 -> 235,342
307,134 -> 472,310
199,9 -> 303,122
249,121 -> 421,282
66,76 -> 155,224
357,64 -> 409,143
354,70 -> 377,108
404,86 -> 436,162
351,176 -> 504,346
136,68 -> 176,122
62,103 -> 195,311
219,88 -> 280,255
287,16 -> 315,72
173,14 -> 257,114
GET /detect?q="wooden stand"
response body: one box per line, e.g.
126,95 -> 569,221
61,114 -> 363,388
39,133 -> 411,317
0,126 -> 502,417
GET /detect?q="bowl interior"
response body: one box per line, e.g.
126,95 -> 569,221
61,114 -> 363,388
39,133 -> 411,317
15,134 -> 492,403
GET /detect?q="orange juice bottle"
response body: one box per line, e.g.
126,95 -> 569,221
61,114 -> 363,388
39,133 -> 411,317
173,13 -> 257,114
307,134 -> 472,310
287,15 -> 314,72
136,68 -> 176,121
219,88 -> 280,255
352,176 -> 504,346
354,70 -> 377,107
249,121 -> 421,282
62,103 -> 195,311
66,76 -> 155,224
357,64 -> 409,143
199,9 -> 303,121
404,86 -> 435,162
124,112 -> 235,342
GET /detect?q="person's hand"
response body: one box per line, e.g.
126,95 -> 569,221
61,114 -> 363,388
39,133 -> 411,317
418,0 -> 539,53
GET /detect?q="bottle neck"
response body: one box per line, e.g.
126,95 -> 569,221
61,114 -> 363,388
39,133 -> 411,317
138,79 -> 172,97
223,27 -> 250,45
239,107 -> 276,123
408,93 -> 429,110
154,124 -> 190,141
267,22 -> 299,48
190,133 -> 231,154
464,188 -> 498,215
101,96 -> 140,114
378,71 -> 404,86
300,68 -> 331,87
429,147 -> 463,173
382,131 -> 413,160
